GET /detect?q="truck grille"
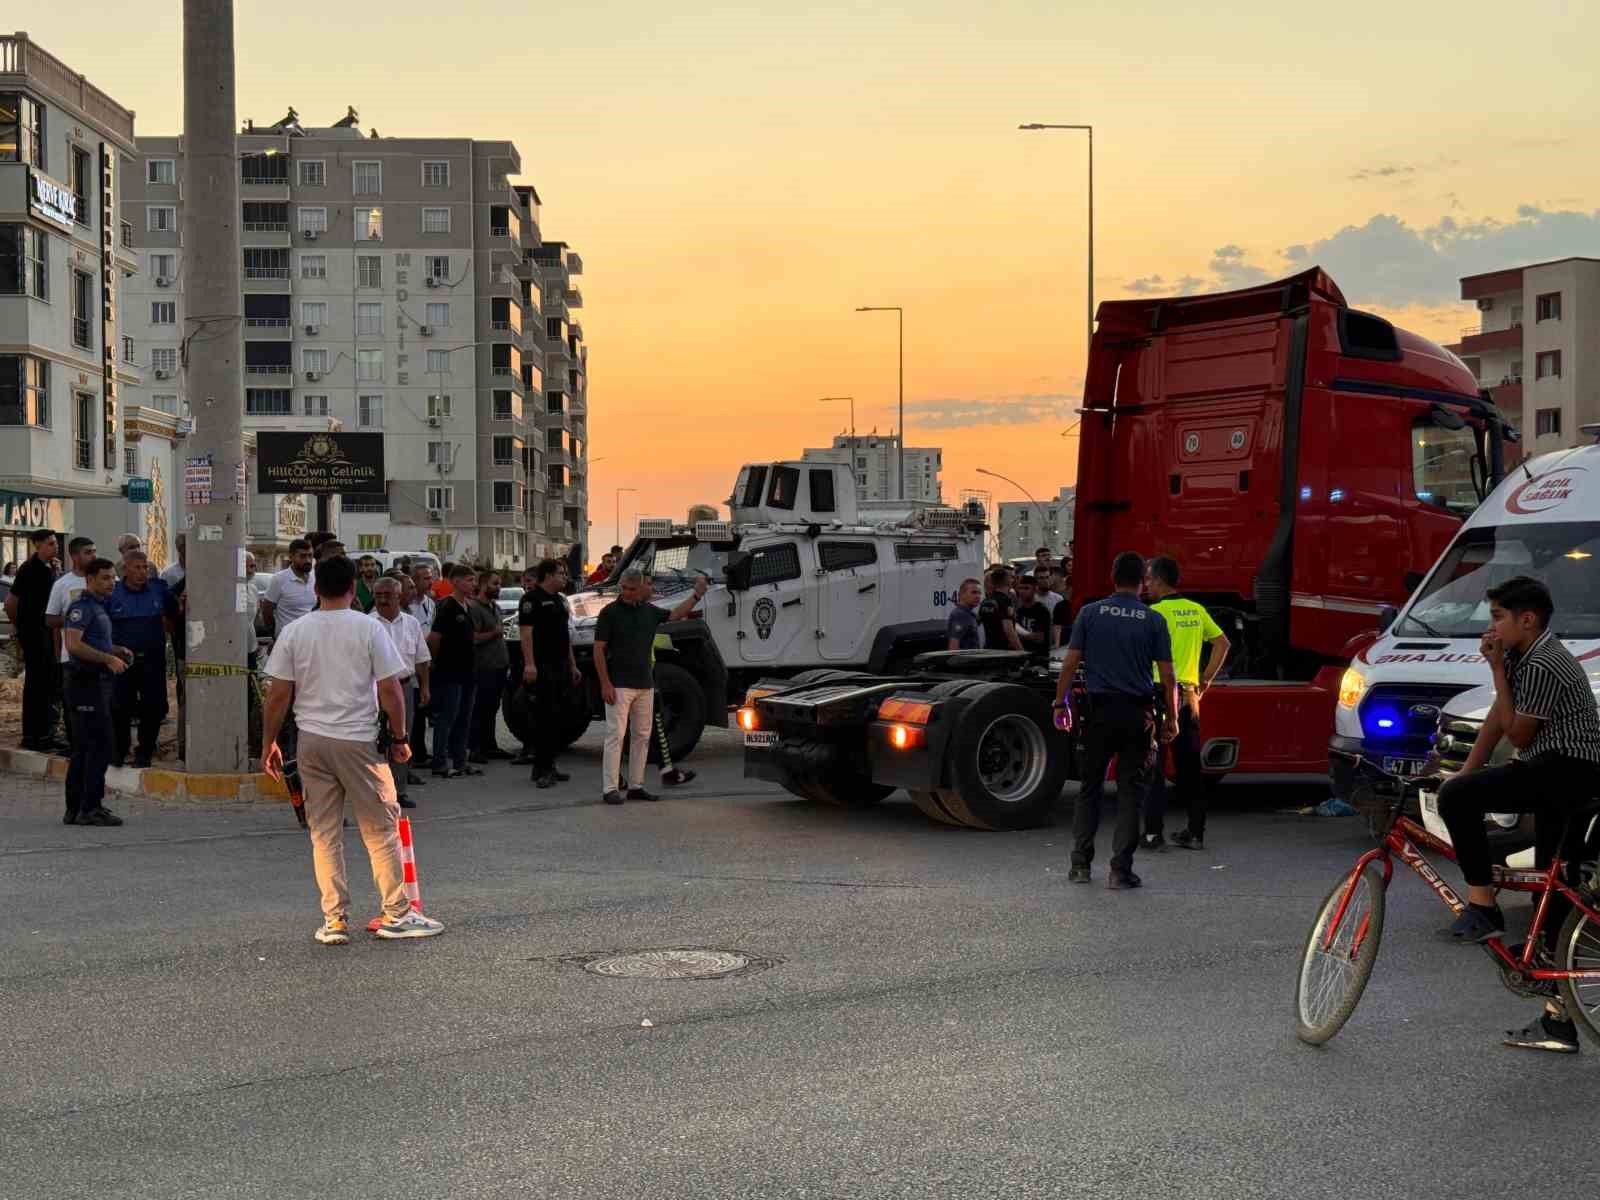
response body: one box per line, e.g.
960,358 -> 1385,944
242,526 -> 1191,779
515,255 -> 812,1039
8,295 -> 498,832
1359,684 -> 1473,755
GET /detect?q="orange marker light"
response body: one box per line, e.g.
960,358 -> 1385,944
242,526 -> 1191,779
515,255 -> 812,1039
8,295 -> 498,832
891,724 -> 911,749
737,706 -> 758,732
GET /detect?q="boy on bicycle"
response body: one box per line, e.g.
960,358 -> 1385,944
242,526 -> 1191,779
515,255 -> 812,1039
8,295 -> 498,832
1437,575 -> 1600,1054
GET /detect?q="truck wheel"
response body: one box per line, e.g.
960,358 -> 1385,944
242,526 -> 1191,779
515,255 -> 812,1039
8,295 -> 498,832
647,662 -> 707,764
805,775 -> 895,809
910,789 -> 966,826
943,684 -> 1067,831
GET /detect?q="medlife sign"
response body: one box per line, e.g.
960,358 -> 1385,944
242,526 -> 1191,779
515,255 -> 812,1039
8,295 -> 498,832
28,170 -> 79,232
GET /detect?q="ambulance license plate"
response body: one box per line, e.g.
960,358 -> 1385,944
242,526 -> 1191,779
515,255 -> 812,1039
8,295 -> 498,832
1384,756 -> 1424,778
744,731 -> 778,748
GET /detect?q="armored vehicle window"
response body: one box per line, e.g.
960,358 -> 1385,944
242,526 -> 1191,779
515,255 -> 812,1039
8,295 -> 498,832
768,466 -> 801,510
740,466 -> 768,509
750,542 -> 801,585
819,541 -> 876,572
894,543 -> 958,562
809,470 -> 837,513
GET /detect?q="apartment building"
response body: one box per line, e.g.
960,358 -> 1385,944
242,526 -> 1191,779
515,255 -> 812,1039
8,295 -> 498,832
1446,257 -> 1600,461
801,434 -> 942,503
0,33 -> 143,551
529,237 -> 589,555
998,486 -> 1075,563
120,107 -> 578,569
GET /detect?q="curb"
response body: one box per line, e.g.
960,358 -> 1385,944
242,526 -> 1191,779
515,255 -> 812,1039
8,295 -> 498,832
0,747 -> 289,805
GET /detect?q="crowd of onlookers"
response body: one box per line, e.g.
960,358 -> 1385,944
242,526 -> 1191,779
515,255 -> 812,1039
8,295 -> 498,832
945,546 -> 1073,659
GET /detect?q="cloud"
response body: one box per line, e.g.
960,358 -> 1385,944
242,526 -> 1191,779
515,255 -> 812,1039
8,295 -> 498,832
904,393 -> 1078,430
1121,203 -> 1600,309
1349,164 -> 1417,181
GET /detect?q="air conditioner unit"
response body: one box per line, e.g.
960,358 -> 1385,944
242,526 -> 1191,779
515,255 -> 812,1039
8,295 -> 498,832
304,324 -> 320,336
155,277 -> 172,288
427,415 -> 442,428
424,277 -> 439,288
419,324 -> 433,336
1477,297 -> 1494,311
153,369 -> 171,380
428,509 -> 444,521
302,229 -> 319,241
304,371 -> 321,382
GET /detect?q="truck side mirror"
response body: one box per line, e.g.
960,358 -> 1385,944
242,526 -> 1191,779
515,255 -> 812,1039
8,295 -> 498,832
724,551 -> 752,592
1377,605 -> 1398,635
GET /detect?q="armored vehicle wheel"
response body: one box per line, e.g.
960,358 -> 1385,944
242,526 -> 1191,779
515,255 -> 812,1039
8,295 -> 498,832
644,662 -> 707,764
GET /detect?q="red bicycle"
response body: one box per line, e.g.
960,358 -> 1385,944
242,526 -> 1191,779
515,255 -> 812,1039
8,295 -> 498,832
1294,756 -> 1600,1045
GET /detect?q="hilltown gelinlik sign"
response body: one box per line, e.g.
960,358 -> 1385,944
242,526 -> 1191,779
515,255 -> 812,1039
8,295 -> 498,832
256,432 -> 384,495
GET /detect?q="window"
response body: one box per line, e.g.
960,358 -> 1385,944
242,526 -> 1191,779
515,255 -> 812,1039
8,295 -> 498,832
147,159 -> 176,185
147,206 -> 176,232
423,160 -> 450,188
302,394 -> 329,417
301,301 -> 327,327
809,469 -> 837,513
356,349 -> 383,382
426,485 -> 454,511
818,542 -> 877,572
427,440 -> 451,465
353,161 -> 382,195
74,393 -> 95,469
357,394 -> 383,427
151,348 -> 178,374
426,349 -> 450,373
242,200 -> 288,231
1412,421 -> 1480,514
70,271 -> 93,349
121,335 -> 135,363
492,390 -> 516,420
1,93 -> 47,168
299,254 -> 327,280
1536,408 -> 1563,438
1536,350 -> 1562,380
425,302 -> 449,327
357,255 -> 382,288
425,255 -> 449,281
68,146 -> 92,224
149,252 -> 175,281
740,465 -> 770,508
355,208 -> 383,241
245,388 -> 292,416
767,465 -> 801,510
748,542 -> 802,586
298,159 -> 325,187
298,207 -> 327,233
493,435 -> 515,464
302,348 -> 329,374
427,393 -> 452,419
0,226 -> 47,298
494,481 -> 517,513
356,302 -> 383,336
1534,292 -> 1562,322
421,207 -> 450,234
243,247 -> 289,278
151,301 -> 176,325
124,443 -> 140,477
240,153 -> 288,185
150,393 -> 178,415
25,228 -> 47,299
0,355 -> 51,426
894,543 -> 959,562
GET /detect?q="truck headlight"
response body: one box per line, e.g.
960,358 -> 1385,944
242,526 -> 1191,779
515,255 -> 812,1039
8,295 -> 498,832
1338,667 -> 1367,710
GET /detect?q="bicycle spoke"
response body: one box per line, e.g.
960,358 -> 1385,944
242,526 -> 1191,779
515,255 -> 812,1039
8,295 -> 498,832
1299,871 -> 1376,1032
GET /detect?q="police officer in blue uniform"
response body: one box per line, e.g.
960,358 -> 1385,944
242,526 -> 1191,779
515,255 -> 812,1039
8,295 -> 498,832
61,558 -> 131,826
106,549 -> 177,768
1051,551 -> 1179,888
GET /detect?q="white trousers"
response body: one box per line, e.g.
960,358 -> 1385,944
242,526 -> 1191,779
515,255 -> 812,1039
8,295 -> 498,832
603,687 -> 654,794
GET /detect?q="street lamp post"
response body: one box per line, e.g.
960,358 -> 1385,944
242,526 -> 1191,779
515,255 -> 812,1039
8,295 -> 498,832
976,467 -> 1057,557
817,395 -> 855,439
1018,123 -> 1094,357
615,486 -> 637,551
854,306 -> 904,499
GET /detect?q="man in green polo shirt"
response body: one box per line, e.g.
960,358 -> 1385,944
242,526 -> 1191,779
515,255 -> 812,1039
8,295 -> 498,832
1142,555 -> 1230,851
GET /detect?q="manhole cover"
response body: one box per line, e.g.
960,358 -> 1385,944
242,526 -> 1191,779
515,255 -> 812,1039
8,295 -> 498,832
577,948 -> 775,980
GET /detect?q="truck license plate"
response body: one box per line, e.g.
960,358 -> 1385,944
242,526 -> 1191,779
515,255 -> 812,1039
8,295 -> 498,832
744,731 -> 778,748
1383,756 -> 1424,777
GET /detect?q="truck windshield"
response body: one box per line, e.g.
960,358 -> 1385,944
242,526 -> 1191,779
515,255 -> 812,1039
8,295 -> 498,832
1413,421 -> 1482,515
625,537 -> 729,588
1401,521 -> 1600,638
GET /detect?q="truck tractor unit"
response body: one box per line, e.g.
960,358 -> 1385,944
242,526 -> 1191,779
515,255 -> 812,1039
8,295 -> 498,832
503,460 -> 989,762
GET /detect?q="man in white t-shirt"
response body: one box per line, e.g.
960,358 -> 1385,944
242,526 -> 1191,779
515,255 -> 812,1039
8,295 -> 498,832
160,532 -> 186,588
46,536 -> 99,666
261,538 -> 316,639
262,554 -> 443,945
370,576 -> 431,809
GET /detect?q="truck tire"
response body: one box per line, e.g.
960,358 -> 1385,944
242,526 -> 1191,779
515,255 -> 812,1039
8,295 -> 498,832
941,684 -> 1068,831
910,789 -> 966,826
647,661 -> 707,764
805,774 -> 895,809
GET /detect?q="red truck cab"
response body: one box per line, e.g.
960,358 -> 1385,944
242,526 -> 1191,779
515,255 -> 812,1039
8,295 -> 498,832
1072,267 -> 1511,777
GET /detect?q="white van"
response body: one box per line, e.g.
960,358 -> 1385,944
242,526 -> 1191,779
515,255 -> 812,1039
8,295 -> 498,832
1330,442 -> 1600,804
365,550 -> 443,578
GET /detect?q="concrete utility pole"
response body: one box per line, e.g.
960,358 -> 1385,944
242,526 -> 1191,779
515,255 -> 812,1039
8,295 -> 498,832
182,0 -> 248,771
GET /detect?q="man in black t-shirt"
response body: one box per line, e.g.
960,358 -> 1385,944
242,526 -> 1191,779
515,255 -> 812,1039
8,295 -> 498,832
6,529 -> 62,750
977,566 -> 1022,651
519,558 -> 584,787
426,565 -> 480,777
1012,574 -> 1052,662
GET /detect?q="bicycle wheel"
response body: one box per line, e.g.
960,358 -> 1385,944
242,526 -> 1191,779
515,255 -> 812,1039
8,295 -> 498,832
1555,901 -> 1600,1047
1294,863 -> 1387,1045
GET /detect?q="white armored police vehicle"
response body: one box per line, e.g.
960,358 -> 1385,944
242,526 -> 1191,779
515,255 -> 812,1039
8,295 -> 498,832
503,460 -> 990,761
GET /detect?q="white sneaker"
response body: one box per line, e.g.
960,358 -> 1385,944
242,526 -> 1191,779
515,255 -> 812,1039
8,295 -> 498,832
374,910 -> 444,940
314,917 -> 350,945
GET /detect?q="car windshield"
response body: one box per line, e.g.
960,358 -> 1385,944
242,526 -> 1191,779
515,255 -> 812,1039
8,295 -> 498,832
623,537 -> 730,587
498,587 -> 523,605
1400,521 -> 1600,638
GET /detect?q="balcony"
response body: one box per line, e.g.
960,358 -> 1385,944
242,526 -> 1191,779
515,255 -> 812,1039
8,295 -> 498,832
244,317 -> 292,333
246,365 -> 291,378
564,287 -> 583,309
566,252 -> 583,276
1490,381 -> 1523,424
1449,324 -> 1521,356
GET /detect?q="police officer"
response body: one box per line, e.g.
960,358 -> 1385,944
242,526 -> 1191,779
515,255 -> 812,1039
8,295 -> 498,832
107,549 -> 176,768
61,558 -> 131,826
1051,551 -> 1178,888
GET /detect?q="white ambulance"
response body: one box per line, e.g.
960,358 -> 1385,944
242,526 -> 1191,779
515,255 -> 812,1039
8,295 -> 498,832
1329,443 -> 1600,809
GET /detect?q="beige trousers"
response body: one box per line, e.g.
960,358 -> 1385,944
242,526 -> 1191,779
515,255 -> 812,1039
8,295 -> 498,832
602,687 -> 653,794
298,731 -> 409,922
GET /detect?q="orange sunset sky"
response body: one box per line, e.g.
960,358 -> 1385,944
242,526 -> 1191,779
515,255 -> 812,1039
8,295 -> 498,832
25,2 -> 1600,550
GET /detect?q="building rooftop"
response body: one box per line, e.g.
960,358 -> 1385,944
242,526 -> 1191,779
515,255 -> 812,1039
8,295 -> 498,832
1,31 -> 136,147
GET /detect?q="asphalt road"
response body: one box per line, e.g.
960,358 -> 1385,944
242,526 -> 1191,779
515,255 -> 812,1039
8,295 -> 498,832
1,729 -> 1593,1199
